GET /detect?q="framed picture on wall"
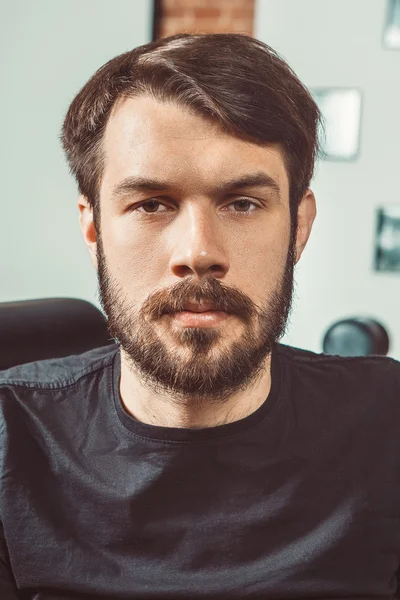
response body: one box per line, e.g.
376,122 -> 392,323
374,204 -> 400,272
311,88 -> 362,161
383,0 -> 400,49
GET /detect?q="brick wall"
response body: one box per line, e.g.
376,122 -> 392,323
154,0 -> 255,39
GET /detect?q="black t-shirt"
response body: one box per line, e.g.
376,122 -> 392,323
1,342 -> 400,599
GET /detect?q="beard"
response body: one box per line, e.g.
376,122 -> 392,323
95,233 -> 296,406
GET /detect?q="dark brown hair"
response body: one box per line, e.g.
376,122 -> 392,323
61,33 -> 321,229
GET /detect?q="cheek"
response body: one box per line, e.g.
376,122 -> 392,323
261,228 -> 291,282
101,219 -> 168,292
243,246 -> 287,297
228,227 -> 290,302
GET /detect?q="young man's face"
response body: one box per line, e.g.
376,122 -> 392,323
79,95 -> 315,402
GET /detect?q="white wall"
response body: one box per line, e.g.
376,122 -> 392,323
255,0 -> 400,359
0,0 -> 153,307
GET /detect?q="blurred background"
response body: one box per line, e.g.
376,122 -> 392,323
1,0 -> 399,359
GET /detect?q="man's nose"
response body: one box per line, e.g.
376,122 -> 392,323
168,205 -> 230,279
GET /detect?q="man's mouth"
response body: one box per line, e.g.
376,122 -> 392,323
171,307 -> 229,328
181,301 -> 221,313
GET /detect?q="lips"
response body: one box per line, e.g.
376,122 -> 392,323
182,302 -> 220,313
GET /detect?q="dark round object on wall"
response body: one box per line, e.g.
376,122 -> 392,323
322,317 -> 390,357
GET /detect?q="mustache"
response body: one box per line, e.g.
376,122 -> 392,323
142,276 -> 257,322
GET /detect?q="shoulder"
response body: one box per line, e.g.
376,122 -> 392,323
0,343 -> 119,391
0,343 -> 119,427
276,343 -> 400,393
0,343 -> 120,454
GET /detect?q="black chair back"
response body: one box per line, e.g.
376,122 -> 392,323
0,297 -> 114,370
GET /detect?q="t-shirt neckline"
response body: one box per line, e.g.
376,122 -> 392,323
112,344 -> 282,443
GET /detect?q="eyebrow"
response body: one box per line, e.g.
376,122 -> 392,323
111,172 -> 282,202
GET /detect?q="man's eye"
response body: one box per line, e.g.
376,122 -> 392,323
136,201 -> 168,213
227,199 -> 258,213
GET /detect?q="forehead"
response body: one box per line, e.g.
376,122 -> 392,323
100,95 -> 289,198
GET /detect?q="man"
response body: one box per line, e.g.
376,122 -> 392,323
0,33 -> 399,599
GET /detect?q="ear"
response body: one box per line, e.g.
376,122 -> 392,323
78,195 -> 98,271
295,189 -> 316,264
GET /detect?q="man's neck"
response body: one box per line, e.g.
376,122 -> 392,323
118,352 -> 272,429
